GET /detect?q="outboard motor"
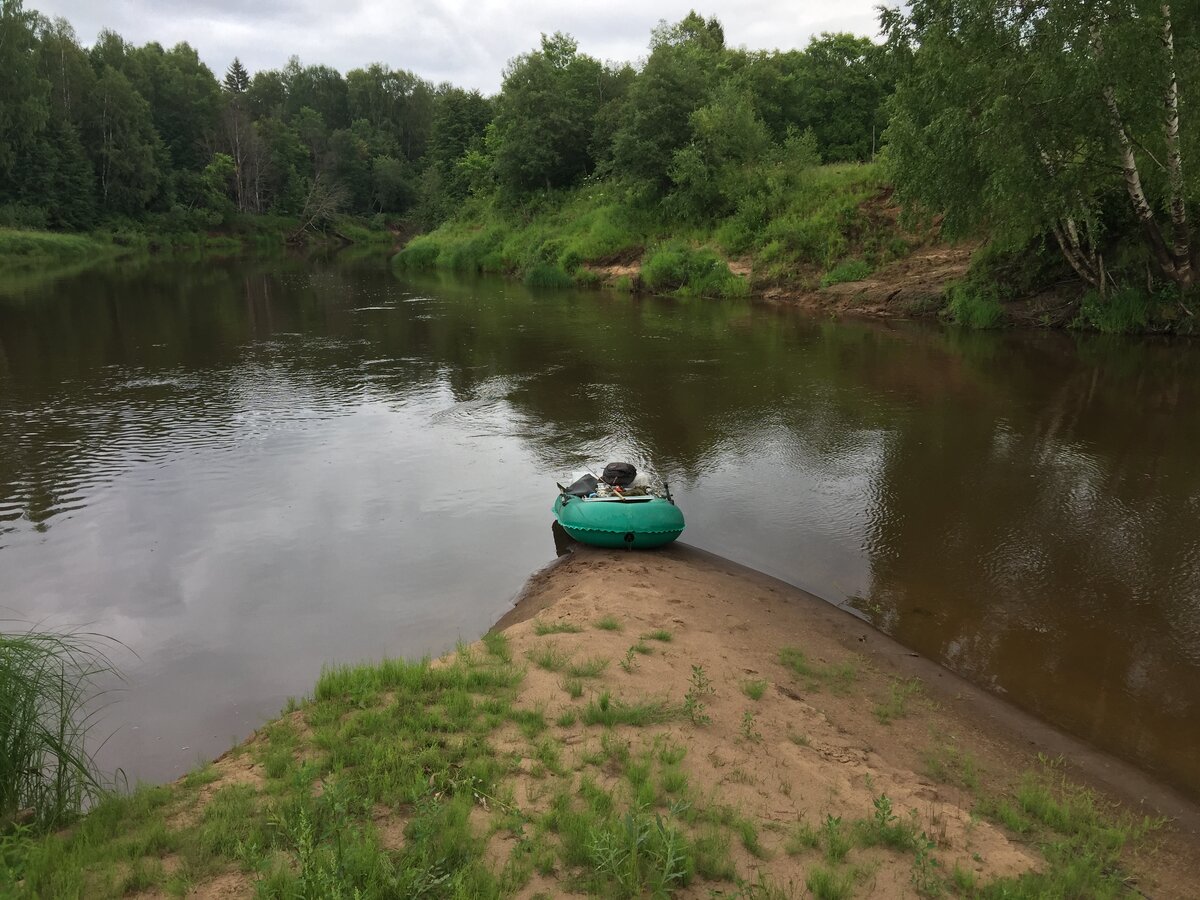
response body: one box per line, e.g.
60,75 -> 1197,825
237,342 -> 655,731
600,462 -> 637,488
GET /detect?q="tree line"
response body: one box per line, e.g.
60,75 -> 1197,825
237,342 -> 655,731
0,2 -> 892,236
884,0 -> 1200,307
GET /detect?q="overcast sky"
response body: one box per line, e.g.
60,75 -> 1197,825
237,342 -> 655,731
28,1 -> 884,93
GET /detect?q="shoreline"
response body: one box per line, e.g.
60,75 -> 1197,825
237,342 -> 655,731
500,545 -> 1200,836
14,546 -> 1199,897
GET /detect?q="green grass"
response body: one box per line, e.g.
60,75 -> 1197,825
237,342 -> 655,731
922,741 -> 981,793
532,620 -> 583,636
777,647 -> 857,694
565,656 -> 609,678
806,864 -> 856,900
0,229 -> 118,268
873,678 -> 923,724
594,615 -> 622,632
740,679 -> 767,701
3,635 -> 1168,899
393,162 -> 901,302
641,629 -> 673,643
582,691 -> 677,727
526,645 -> 571,673
945,281 -> 1005,328
0,630 -> 119,831
820,257 -> 873,287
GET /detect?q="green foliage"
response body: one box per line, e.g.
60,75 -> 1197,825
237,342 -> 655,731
581,691 -> 675,727
491,33 -> 609,196
945,283 -> 1005,329
883,1 -> 1200,301
821,258 -> 872,287
873,678 -> 923,724
0,630 -> 118,830
740,679 -> 767,701
1074,286 -> 1154,334
524,263 -> 574,289
642,241 -> 747,298
777,647 -> 857,693
593,615 -> 622,632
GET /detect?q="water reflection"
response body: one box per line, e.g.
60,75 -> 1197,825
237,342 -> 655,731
0,256 -> 1197,796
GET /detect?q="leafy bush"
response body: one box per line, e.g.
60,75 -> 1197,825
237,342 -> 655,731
524,263 -> 575,288
945,282 -> 1005,329
821,258 -> 873,286
642,241 -> 746,298
1073,286 -> 1153,334
393,236 -> 441,270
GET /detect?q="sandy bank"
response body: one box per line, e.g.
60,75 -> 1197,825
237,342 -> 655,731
492,545 -> 1200,897
22,546 -> 1199,898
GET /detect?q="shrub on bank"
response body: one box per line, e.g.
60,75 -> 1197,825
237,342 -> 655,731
821,258 -> 873,287
642,241 -> 747,299
945,282 -> 1005,329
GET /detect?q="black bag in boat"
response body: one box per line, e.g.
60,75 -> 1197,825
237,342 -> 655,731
601,462 -> 637,487
562,473 -> 598,497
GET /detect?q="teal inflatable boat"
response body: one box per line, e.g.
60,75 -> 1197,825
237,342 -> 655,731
553,463 -> 685,549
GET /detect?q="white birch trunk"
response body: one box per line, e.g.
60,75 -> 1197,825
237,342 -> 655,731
1160,5 -> 1192,284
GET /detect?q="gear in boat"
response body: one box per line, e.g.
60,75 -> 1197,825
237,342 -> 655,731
553,462 -> 685,549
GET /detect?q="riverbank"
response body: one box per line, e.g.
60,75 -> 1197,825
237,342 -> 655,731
392,166 -> 1194,335
7,547 -> 1197,898
0,219 -> 396,279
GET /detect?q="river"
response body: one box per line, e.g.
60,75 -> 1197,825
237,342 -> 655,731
1,251 -> 1198,796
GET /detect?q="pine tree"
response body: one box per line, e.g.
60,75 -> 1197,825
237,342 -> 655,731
224,58 -> 250,94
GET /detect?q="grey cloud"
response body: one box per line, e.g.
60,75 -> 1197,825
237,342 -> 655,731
32,0 -> 881,92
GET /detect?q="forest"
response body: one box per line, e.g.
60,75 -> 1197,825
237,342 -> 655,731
0,3 -> 888,235
3,0 -> 1200,328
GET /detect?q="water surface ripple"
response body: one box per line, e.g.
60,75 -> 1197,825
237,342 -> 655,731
1,255 -> 1198,797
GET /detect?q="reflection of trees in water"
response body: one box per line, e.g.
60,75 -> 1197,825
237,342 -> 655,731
5,257 -> 1200,792
852,331 -> 1200,791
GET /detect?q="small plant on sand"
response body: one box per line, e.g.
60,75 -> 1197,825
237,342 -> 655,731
482,631 -> 511,661
588,805 -> 693,895
526,646 -> 570,673
778,647 -> 856,694
619,647 -> 639,674
910,832 -> 943,896
822,814 -> 851,863
594,615 -> 622,632
566,657 -> 609,678
807,865 -> 856,900
741,679 -> 767,701
855,794 -> 919,851
786,819 -> 821,855
683,665 -> 715,726
562,677 -> 585,699
583,691 -> 674,727
556,710 -> 578,728
533,620 -> 583,636
873,678 -> 923,724
641,629 -> 673,643
739,710 -> 763,744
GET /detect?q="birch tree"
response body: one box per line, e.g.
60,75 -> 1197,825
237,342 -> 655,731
883,0 -> 1199,298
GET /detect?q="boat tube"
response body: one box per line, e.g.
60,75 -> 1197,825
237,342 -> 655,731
552,463 -> 685,549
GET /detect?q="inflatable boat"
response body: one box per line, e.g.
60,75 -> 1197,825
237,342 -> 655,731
552,463 -> 685,549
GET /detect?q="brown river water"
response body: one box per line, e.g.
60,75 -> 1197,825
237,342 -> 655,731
1,252 -> 1198,796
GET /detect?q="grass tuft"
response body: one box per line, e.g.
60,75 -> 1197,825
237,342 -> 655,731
593,615 -> 622,632
582,692 -> 676,727
0,629 -> 121,830
777,647 -> 857,694
533,620 -> 583,636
